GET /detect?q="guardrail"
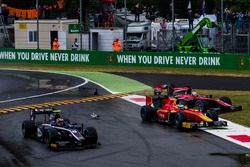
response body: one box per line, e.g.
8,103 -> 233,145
0,48 -> 249,70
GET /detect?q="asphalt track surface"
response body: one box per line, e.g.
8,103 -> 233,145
0,70 -> 249,167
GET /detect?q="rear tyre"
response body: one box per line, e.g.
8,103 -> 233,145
206,110 -> 219,126
175,112 -> 186,130
22,120 -> 35,138
83,127 -> 98,145
140,105 -> 155,122
195,100 -> 208,113
220,96 -> 232,105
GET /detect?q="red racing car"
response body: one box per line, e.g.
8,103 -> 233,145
153,84 -> 242,113
140,95 -> 227,130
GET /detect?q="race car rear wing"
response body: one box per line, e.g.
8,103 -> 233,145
30,108 -> 61,121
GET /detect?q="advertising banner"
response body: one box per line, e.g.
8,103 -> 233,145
0,49 -> 249,70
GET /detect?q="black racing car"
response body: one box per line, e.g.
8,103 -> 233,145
22,108 -> 98,151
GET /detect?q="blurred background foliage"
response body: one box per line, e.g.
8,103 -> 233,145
2,0 -> 250,19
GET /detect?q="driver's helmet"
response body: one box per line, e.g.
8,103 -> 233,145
56,118 -> 64,127
154,86 -> 162,95
54,113 -> 61,120
178,104 -> 185,109
192,91 -> 198,96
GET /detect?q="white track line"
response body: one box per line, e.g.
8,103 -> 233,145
0,69 -> 89,103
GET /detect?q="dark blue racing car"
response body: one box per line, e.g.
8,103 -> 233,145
22,108 -> 98,151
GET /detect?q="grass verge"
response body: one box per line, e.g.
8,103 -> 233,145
61,71 -> 151,93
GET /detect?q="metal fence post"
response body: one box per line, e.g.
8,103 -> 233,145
124,0 -> 127,51
232,25 -> 236,53
157,31 -> 160,51
221,0 -> 223,53
171,0 -> 175,52
36,0 -> 39,49
80,0 -> 83,50
248,23 -> 250,54
248,33 -> 250,54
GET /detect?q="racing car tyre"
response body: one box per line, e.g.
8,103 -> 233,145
140,105 -> 155,122
206,111 -> 218,126
175,112 -> 187,130
44,128 -> 58,149
22,120 -> 35,138
83,127 -> 98,145
220,96 -> 232,105
195,100 -> 208,113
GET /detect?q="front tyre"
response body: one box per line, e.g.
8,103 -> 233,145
44,128 -> 58,150
175,112 -> 186,130
206,110 -> 219,126
83,127 -> 98,145
22,120 -> 35,138
140,105 -> 155,122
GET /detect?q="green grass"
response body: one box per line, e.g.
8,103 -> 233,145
0,62 -> 250,127
61,71 -> 151,93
